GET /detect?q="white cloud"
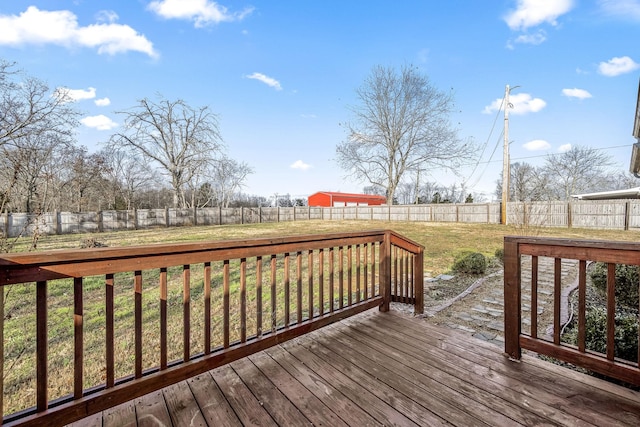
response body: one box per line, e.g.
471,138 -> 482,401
81,115 -> 118,130
504,0 -> 574,30
558,143 -> 572,152
483,92 -> 546,115
95,97 -> 111,106
148,0 -> 254,28
0,6 -> 158,58
562,88 -> 592,99
598,56 -> 640,76
245,72 -> 282,90
54,86 -> 96,102
523,139 -> 551,151
290,160 -> 311,171
598,0 -> 640,21
512,30 -> 547,46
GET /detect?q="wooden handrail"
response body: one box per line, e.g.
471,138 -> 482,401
504,236 -> 640,387
0,230 -> 423,426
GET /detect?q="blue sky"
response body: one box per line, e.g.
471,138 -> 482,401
1,1 -> 639,201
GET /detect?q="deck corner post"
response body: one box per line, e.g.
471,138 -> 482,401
503,237 -> 522,360
414,249 -> 424,315
380,231 -> 392,312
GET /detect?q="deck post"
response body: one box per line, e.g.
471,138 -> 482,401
414,249 -> 424,314
503,237 -> 522,360
379,231 -> 392,312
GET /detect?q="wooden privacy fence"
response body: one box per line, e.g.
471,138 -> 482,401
504,236 -> 640,387
0,230 -> 423,426
5,199 -> 640,238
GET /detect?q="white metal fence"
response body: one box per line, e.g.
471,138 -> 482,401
2,200 -> 640,238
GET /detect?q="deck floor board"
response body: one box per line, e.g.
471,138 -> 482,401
69,309 -> 640,426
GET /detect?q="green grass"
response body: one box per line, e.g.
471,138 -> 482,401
2,220 -> 639,414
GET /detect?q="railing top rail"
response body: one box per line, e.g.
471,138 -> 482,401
505,235 -> 640,265
505,235 -> 640,250
0,230 -> 423,286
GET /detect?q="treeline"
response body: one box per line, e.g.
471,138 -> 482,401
0,58 -> 254,215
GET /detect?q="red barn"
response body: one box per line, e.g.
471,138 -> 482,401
308,191 -> 387,207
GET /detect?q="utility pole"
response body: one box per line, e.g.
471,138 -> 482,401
501,84 -> 511,225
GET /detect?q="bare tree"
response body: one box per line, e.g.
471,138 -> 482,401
0,132 -> 71,213
336,65 -> 474,204
100,147 -> 158,210
0,59 -> 78,149
542,146 -> 615,200
205,156 -> 253,208
495,162 -> 551,202
110,96 -> 223,208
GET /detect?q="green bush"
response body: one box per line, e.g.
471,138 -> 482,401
590,263 -> 640,310
452,252 -> 487,275
565,307 -> 638,363
494,247 -> 504,264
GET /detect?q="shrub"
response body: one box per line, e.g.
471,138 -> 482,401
452,252 -> 487,275
494,247 -> 504,264
564,307 -> 638,363
590,263 -> 639,310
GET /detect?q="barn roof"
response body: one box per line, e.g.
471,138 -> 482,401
309,191 -> 387,202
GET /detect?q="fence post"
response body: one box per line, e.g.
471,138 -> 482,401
98,211 -> 104,233
624,201 -> 630,231
3,211 -> 8,238
165,207 -> 170,227
567,202 -> 572,228
259,207 -> 262,223
193,206 -> 197,226
503,237 -> 522,360
133,208 -> 139,230
379,231 -> 392,312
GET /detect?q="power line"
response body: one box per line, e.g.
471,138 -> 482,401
462,96 -> 505,185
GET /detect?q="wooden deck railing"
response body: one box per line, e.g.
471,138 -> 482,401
504,236 -> 640,386
0,230 -> 423,426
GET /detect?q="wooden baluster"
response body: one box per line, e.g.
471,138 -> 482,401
356,244 -> 361,303
578,260 -> 586,352
607,263 -> 616,361
405,251 -> 409,303
240,258 -> 247,343
270,255 -> 277,332
284,253 -> 290,326
397,249 -> 407,303
74,277 -> 83,399
223,260 -> 230,348
297,252 -> 302,324
339,246 -> 344,309
134,270 -> 143,378
256,256 -> 262,337
105,274 -> 115,386
371,242 -> 376,298
204,262 -> 211,354
363,244 -> 368,300
319,249 -> 324,316
329,247 -> 335,313
394,246 -> 399,300
553,259 -> 561,345
531,256 -> 538,339
347,245 -> 353,306
409,254 -> 414,301
183,265 -> 190,361
159,268 -> 168,369
308,250 -> 314,320
36,280 -> 48,411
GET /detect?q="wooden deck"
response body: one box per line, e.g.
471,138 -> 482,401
69,309 -> 640,427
